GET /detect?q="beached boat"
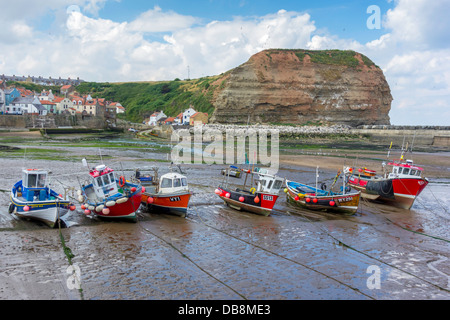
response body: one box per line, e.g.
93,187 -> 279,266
133,168 -> 154,186
221,165 -> 241,178
216,167 -> 284,216
9,169 -> 74,227
141,171 -> 191,217
285,179 -> 361,214
344,159 -> 428,209
78,160 -> 142,222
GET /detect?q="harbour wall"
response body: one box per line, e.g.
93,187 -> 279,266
0,114 -> 107,129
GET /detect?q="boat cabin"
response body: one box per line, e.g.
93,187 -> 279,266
256,173 -> 284,195
387,160 -> 424,179
89,165 -> 118,199
20,169 -> 49,201
158,172 -> 188,194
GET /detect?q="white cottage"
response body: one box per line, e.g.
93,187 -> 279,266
182,107 -> 197,125
148,110 -> 167,125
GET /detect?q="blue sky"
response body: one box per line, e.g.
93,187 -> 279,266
0,0 -> 449,125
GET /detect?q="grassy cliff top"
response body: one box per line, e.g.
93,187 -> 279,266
264,49 -> 378,68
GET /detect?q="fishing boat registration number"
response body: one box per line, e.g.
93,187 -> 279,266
170,197 -> 181,202
262,195 -> 273,201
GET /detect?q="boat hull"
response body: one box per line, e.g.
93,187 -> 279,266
10,196 -> 70,228
347,175 -> 428,209
83,184 -> 142,222
216,187 -> 278,216
286,180 -> 360,214
141,191 -> 191,217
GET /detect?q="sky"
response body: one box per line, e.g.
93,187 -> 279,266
0,0 -> 449,125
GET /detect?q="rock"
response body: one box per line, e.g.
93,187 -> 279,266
210,49 -> 392,127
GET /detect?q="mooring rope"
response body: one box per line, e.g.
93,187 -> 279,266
57,202 -> 84,300
189,203 -> 376,300
138,222 -> 247,300
290,198 -> 450,293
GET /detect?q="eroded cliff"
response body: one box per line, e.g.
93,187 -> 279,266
210,49 -> 392,126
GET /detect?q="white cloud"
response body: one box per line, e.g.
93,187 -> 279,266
128,5 -> 200,33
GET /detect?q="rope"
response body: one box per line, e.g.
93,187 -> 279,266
361,197 -> 450,243
138,223 -> 247,300
189,203 -> 376,300
285,197 -> 450,293
57,202 -> 84,300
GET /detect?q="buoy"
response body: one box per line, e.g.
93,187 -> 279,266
81,204 -> 86,210
95,205 -> 104,212
294,196 -> 299,201
102,208 -> 110,215
284,188 -> 288,193
78,195 -> 84,202
84,209 -> 90,215
239,196 -> 245,202
76,190 -> 82,196
225,193 -> 231,198
116,197 -> 128,204
142,187 -> 146,193
312,198 -> 318,203
147,197 -> 154,204
254,196 -> 260,203
306,198 -> 311,203
106,200 -> 116,207
329,201 -> 336,206
24,205 -> 30,212
131,187 -> 137,193
69,205 -> 76,211
215,189 -> 221,195
88,205 -> 95,211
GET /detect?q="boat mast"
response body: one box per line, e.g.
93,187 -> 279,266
315,166 -> 319,193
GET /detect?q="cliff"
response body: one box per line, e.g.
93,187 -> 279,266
210,49 -> 392,126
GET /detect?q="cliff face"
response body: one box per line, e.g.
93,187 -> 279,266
210,49 -> 392,126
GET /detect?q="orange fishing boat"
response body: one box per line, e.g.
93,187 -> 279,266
141,172 -> 191,217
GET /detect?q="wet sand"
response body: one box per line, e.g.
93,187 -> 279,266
0,140 -> 449,301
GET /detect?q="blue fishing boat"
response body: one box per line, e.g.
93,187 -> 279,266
9,169 -> 74,227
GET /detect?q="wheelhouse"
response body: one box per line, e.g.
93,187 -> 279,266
89,165 -> 118,199
388,160 -> 424,179
256,173 -> 284,194
22,169 -> 48,188
159,172 -> 189,194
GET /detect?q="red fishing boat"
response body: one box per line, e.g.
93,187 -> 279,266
78,160 -> 142,222
344,159 -> 428,210
216,167 -> 284,216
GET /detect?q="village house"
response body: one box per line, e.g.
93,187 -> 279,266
174,112 -> 183,124
189,112 -> 209,125
182,106 -> 197,125
164,117 -> 176,125
60,84 -> 75,96
148,111 -> 167,125
53,96 -> 74,114
108,102 -> 125,114
10,96 -> 46,115
40,100 -> 57,114
38,89 -> 54,102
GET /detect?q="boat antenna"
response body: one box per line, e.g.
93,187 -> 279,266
99,148 -> 103,164
410,131 -> 416,153
386,141 -> 393,160
315,166 -> 319,192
